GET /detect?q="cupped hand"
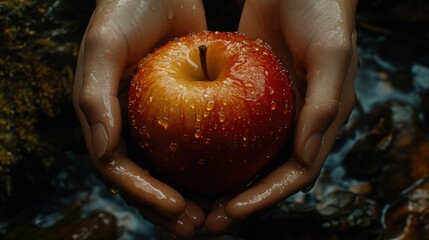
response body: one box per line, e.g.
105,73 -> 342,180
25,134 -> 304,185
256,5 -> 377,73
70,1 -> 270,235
72,0 -> 207,237
205,0 -> 360,234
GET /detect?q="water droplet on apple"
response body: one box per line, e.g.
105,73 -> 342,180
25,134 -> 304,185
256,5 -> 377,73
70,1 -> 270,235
196,114 -> 202,122
198,159 -> 205,165
218,111 -> 226,123
169,142 -> 178,151
203,111 -> 210,118
271,100 -> 277,110
206,100 -> 215,111
194,129 -> 202,139
205,138 -> 211,144
137,104 -> 143,114
244,82 -> 254,88
157,116 -> 169,130
139,125 -> 150,137
268,86 -> 275,95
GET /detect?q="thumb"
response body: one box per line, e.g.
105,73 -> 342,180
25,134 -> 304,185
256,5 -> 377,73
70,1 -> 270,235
294,45 -> 351,167
73,39 -> 125,161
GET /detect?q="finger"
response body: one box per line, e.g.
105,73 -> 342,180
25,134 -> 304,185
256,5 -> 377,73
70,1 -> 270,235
224,157 -> 320,220
131,199 -> 199,239
126,197 -> 204,238
76,39 -> 125,161
95,138 -> 186,217
205,201 -> 234,235
72,21 -> 131,161
320,29 -> 358,146
184,200 -> 205,229
73,1 -> 135,160
293,29 -> 356,167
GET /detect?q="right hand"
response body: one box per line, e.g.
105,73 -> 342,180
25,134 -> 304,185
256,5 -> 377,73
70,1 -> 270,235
204,0 -> 359,234
72,0 -> 207,237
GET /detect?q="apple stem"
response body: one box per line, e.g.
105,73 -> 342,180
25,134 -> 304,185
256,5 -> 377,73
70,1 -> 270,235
199,45 -> 211,81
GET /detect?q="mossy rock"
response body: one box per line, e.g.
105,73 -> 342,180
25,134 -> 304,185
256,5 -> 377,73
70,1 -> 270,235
0,0 -> 92,206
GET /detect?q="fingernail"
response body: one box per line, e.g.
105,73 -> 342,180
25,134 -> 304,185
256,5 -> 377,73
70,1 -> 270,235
91,123 -> 108,159
302,132 -> 323,167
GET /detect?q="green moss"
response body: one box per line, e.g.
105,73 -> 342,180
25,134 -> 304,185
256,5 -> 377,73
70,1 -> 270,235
0,0 -> 90,203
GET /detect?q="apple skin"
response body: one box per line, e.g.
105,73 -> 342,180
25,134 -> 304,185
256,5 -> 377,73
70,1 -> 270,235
128,31 -> 295,194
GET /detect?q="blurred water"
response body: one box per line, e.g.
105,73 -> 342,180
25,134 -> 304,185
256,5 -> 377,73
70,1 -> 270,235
31,152 -> 157,240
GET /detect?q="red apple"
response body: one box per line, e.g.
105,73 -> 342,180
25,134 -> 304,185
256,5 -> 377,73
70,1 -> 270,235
128,31 -> 294,194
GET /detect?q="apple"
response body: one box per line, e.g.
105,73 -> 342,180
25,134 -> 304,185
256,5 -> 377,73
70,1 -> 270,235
128,31 -> 295,194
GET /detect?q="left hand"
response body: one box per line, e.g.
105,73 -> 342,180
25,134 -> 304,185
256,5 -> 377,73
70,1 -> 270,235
204,0 -> 359,234
72,0 -> 208,237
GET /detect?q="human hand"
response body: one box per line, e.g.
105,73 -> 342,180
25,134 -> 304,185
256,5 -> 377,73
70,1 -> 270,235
72,0 -> 207,237
205,0 -> 359,234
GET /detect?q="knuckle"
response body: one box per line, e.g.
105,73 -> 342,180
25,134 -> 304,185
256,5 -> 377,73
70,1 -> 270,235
84,23 -> 120,51
84,26 -> 104,49
77,89 -> 98,116
315,99 -> 340,125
